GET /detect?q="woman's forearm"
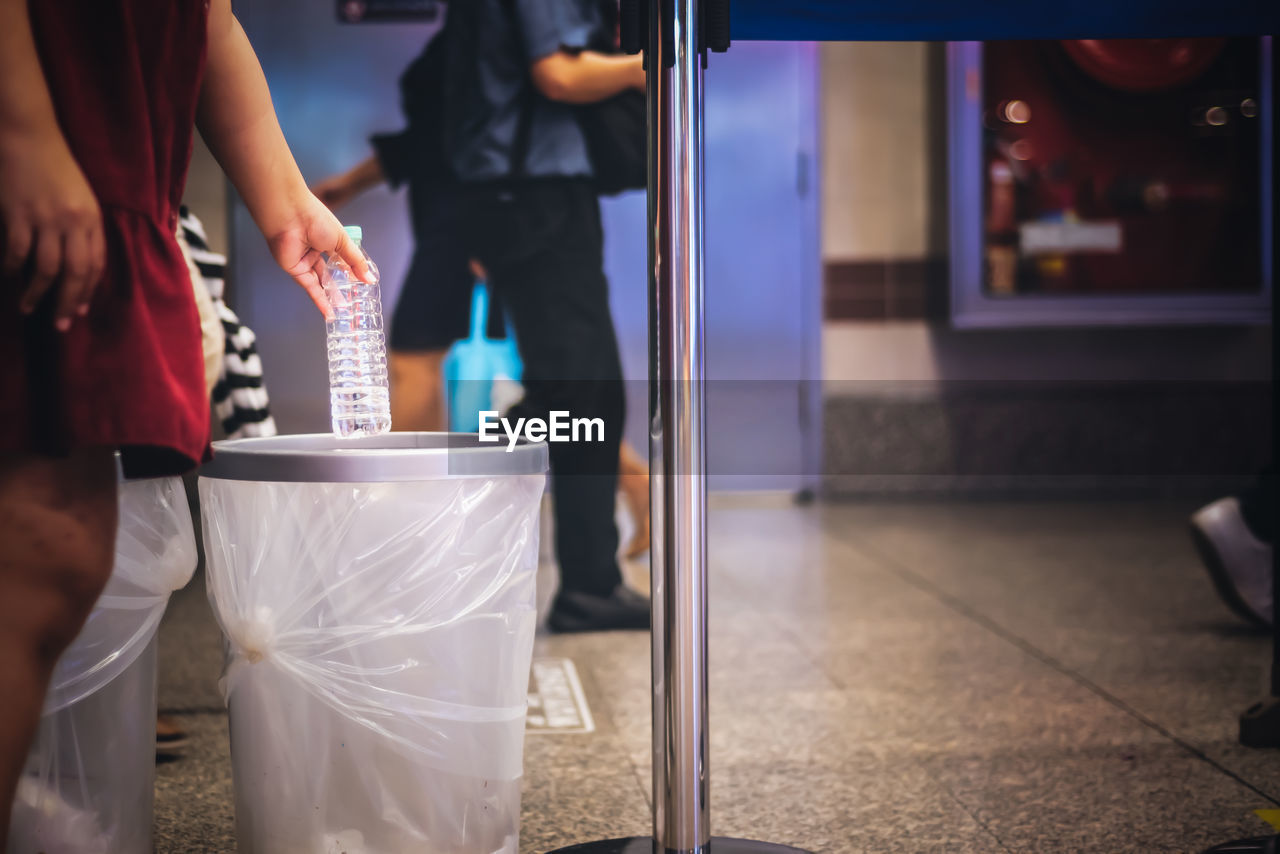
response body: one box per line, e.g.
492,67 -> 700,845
0,0 -> 63,142
196,0 -> 371,306
196,0 -> 309,235
530,51 -> 645,105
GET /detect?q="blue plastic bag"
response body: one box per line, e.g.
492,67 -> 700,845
443,282 -> 524,433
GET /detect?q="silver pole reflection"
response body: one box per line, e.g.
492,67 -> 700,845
648,0 -> 709,852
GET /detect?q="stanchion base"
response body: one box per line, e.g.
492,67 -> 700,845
1200,834 -> 1278,853
546,837 -> 812,854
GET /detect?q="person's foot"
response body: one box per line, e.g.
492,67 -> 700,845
548,585 -> 651,633
1190,497 -> 1273,628
624,510 -> 650,560
620,477 -> 650,559
156,714 -> 189,752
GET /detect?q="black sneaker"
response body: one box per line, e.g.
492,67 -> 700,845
548,585 -> 651,633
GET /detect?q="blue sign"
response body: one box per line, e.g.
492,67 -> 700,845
731,0 -> 1278,42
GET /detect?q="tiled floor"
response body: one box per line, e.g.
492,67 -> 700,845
154,496 -> 1280,853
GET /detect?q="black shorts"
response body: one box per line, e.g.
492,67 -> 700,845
388,187 -> 506,352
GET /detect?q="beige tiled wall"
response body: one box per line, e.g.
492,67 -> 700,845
820,42 -> 936,262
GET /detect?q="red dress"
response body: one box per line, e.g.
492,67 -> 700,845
0,0 -> 210,476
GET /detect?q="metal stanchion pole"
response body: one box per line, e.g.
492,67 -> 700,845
650,0 -> 709,848
547,1 -> 813,851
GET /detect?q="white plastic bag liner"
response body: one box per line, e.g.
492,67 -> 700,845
199,433 -> 547,854
8,474 -> 197,854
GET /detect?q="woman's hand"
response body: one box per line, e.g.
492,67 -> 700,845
0,129 -> 105,331
265,192 -> 373,320
0,0 -> 104,331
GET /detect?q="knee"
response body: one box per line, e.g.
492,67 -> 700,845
1,527 -> 115,667
0,449 -> 119,664
47,547 -> 114,634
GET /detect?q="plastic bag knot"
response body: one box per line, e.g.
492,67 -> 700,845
228,605 -> 278,665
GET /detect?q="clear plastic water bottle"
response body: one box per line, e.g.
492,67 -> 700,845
324,225 -> 391,438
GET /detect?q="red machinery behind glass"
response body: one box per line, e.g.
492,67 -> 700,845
983,38 -> 1264,296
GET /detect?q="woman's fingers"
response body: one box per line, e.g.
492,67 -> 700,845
3,219 -> 32,276
331,227 -> 373,283
295,254 -> 333,321
55,228 -> 94,329
1,127 -> 105,327
20,228 -> 63,317
83,222 -> 105,314
13,219 -> 103,328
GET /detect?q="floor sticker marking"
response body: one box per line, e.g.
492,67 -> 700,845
527,658 -> 595,734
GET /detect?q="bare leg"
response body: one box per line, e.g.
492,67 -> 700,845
389,349 -> 448,432
618,441 -> 650,559
0,448 -> 117,840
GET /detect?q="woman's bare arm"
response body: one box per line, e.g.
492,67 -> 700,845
197,0 -> 371,317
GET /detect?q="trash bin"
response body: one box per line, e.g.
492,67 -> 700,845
7,473 -> 197,854
199,433 -> 548,854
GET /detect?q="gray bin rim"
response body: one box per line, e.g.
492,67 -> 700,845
199,432 -> 549,483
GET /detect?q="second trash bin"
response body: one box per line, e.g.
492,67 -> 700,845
199,433 -> 547,854
7,472 -> 197,854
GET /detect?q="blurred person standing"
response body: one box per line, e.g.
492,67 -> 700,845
448,0 -> 648,632
317,0 -> 651,629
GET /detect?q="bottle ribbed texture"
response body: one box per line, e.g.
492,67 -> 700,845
324,241 -> 391,439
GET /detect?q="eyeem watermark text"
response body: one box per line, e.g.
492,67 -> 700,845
478,410 -> 605,451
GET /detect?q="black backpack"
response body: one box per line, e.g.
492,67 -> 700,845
369,23 -> 457,193
572,0 -> 647,195
576,90 -> 646,195
499,0 -> 647,195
